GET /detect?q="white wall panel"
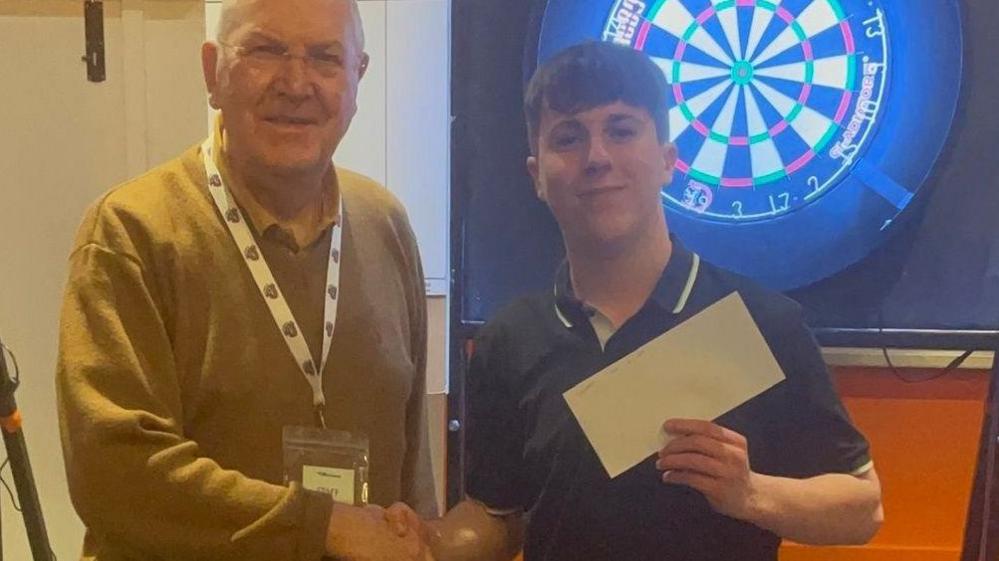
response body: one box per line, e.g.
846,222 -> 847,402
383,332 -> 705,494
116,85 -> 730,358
386,0 -> 450,292
336,0 -> 389,186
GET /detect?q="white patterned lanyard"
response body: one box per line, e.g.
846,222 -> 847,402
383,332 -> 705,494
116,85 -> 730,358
201,137 -> 340,428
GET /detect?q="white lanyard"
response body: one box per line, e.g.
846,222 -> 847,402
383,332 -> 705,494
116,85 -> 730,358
201,137 -> 341,428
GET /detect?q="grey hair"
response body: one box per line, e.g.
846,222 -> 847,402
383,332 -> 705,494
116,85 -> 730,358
216,0 -> 365,52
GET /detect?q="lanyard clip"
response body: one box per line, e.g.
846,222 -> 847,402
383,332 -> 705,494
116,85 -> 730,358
314,403 -> 328,429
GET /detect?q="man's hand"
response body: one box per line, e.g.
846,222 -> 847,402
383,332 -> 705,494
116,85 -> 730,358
385,500 -> 524,561
384,502 -> 441,547
325,502 -> 435,561
656,418 -> 762,521
656,418 -> 884,545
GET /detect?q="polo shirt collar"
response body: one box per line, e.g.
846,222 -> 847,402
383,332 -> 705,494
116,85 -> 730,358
553,236 -> 701,329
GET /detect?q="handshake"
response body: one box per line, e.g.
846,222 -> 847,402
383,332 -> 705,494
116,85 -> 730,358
324,501 -> 441,561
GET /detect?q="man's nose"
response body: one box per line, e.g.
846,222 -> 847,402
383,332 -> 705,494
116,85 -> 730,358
273,56 -> 313,99
584,136 -> 612,175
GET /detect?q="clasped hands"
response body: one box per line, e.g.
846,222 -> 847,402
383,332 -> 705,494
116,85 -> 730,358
327,500 -> 439,561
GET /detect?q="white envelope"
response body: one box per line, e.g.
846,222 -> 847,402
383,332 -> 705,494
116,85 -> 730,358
563,292 -> 786,478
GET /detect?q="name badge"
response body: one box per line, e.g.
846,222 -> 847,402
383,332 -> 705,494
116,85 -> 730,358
283,426 -> 370,505
302,465 -> 356,502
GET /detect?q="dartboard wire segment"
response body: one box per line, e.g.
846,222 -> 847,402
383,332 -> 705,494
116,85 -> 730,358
599,0 -> 889,222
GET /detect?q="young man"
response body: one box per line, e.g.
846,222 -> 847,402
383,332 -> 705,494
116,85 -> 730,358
411,41 -> 882,561
56,1 -> 434,559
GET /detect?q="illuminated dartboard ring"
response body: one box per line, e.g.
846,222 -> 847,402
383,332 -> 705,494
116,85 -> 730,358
533,0 -> 962,289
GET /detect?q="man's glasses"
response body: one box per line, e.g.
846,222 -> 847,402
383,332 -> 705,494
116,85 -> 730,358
219,41 -> 345,78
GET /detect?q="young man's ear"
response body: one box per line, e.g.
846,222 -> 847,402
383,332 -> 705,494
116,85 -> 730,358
202,42 -> 222,110
661,142 -> 678,182
527,155 -> 546,202
661,142 -> 678,169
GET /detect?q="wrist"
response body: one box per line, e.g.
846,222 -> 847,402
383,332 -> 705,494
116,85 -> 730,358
425,518 -> 444,545
325,502 -> 356,556
743,472 -> 779,531
425,519 -> 450,560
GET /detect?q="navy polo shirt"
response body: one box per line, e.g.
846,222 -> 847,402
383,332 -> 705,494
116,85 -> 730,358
464,240 -> 872,561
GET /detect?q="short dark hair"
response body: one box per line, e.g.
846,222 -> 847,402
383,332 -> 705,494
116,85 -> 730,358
524,41 -> 670,154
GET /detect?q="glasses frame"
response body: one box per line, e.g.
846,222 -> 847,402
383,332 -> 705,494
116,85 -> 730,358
217,40 -> 346,78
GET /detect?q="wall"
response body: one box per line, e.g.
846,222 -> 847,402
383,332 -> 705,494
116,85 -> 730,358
0,2 -> 207,559
782,366 -> 988,561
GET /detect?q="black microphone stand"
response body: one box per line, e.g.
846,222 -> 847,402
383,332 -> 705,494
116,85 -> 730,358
0,338 -> 53,561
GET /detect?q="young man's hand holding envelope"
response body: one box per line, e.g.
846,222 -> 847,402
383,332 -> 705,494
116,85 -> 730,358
564,292 -> 785,518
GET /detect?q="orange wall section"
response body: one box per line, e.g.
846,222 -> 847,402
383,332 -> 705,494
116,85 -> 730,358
781,366 -> 990,561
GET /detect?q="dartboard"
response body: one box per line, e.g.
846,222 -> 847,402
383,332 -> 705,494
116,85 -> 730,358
533,0 -> 963,290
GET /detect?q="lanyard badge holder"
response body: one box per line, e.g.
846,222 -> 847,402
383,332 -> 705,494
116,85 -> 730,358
283,426 -> 370,505
201,136 -> 370,505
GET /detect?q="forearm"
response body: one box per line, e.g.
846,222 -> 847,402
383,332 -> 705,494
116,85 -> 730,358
62,413 -> 333,559
58,248 -> 331,560
428,500 -> 524,561
746,471 -> 883,545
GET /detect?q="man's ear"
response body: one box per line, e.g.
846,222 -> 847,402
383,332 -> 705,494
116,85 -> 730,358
662,142 -> 678,170
358,52 -> 370,81
527,155 -> 546,202
661,142 -> 678,183
202,42 -> 222,109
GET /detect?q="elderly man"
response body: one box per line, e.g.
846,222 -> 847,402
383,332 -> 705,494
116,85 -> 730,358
56,1 -> 435,559
395,41 -> 882,561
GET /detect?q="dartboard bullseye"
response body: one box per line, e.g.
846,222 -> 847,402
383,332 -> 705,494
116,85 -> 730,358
610,0 -> 887,222
534,0 -> 962,289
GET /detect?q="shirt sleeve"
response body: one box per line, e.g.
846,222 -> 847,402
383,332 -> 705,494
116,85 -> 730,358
463,323 -> 529,512
768,303 -> 873,478
57,237 -> 332,560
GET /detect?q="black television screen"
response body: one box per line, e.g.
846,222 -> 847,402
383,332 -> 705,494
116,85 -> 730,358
452,0 -> 999,349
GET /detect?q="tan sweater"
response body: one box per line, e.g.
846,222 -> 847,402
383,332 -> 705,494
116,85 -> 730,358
56,144 -> 436,561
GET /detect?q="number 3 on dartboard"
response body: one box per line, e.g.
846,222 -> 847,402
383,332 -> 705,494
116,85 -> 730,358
863,12 -> 885,38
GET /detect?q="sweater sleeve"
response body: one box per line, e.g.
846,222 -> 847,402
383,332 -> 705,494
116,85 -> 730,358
397,213 -> 440,518
56,237 -> 332,561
